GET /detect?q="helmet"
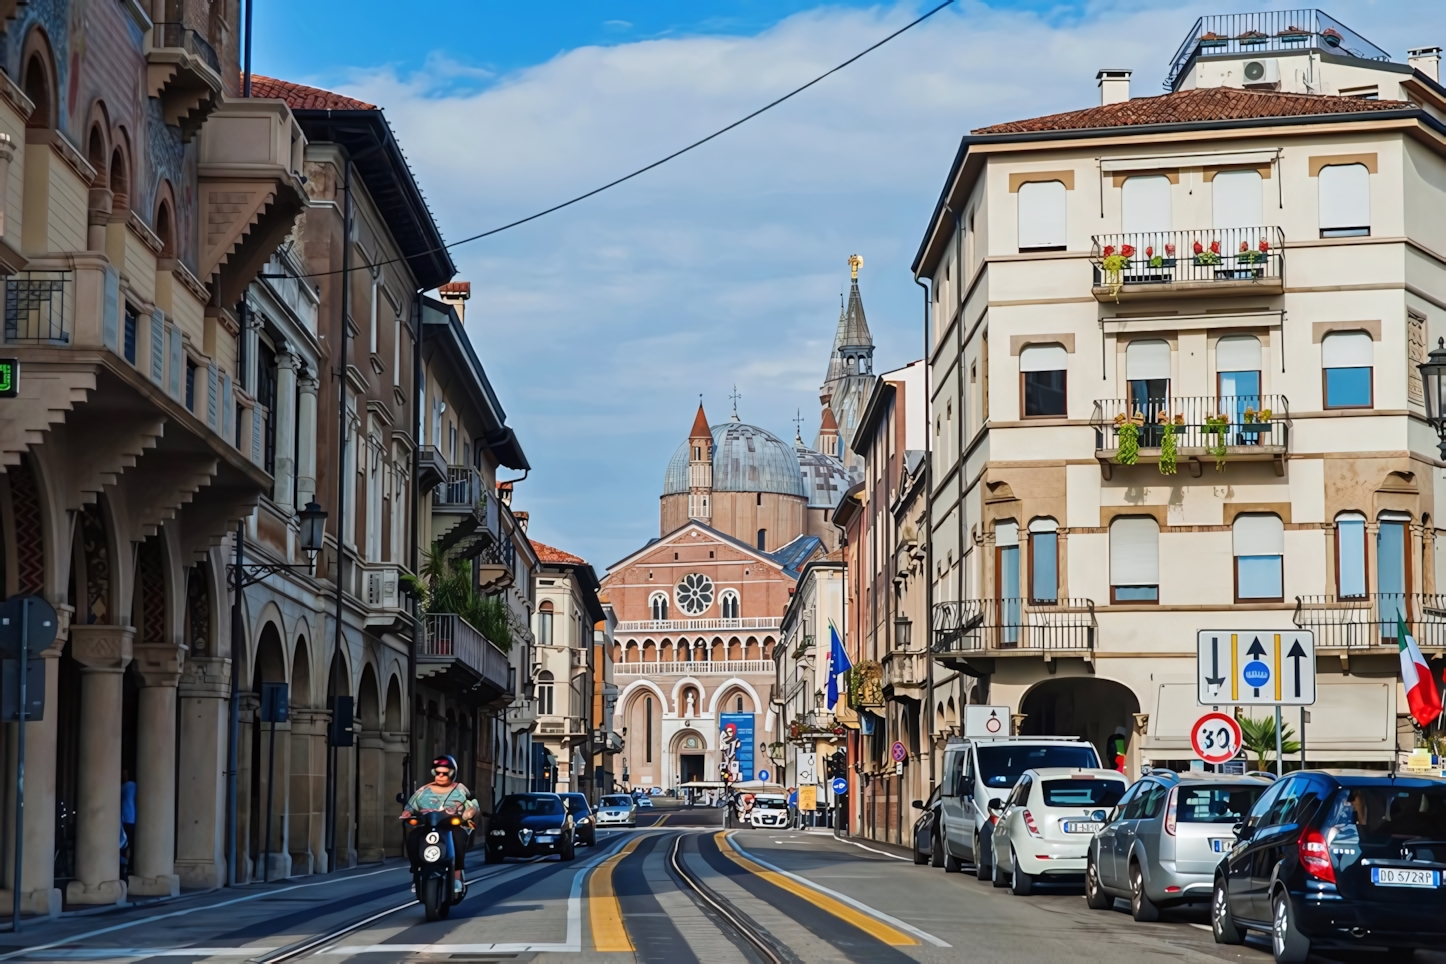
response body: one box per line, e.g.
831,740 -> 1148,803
431,755 -> 458,777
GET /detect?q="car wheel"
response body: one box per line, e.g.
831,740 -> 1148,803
929,830 -> 944,868
1129,863 -> 1159,922
944,846 -> 963,873
1212,876 -> 1243,945
974,834 -> 991,881
1271,890 -> 1310,963
1085,854 -> 1112,910
990,849 -> 1008,888
1009,848 -> 1034,896
560,836 -> 576,862
913,836 -> 928,865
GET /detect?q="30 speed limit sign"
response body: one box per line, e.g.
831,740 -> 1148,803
1190,712 -> 1243,766
1191,713 -> 1249,763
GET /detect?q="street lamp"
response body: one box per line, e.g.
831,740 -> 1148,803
1421,338 -> 1446,459
893,615 -> 912,650
298,500 -> 327,564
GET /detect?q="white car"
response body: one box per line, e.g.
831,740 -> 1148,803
594,794 -> 637,828
749,794 -> 791,828
635,795 -> 654,809
990,767 -> 1130,896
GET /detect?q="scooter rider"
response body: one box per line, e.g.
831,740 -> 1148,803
400,755 -> 478,894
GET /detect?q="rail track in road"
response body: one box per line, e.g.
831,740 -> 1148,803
667,832 -> 792,964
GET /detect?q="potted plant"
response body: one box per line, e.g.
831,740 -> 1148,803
1278,25 -> 1310,43
1145,243 -> 1177,270
1238,29 -> 1268,45
1236,238 -> 1270,266
1113,411 -> 1143,465
1204,414 -> 1230,470
1100,243 -> 1133,299
1321,27 -> 1343,48
1158,412 -> 1183,475
1199,31 -> 1228,49
1193,239 -> 1222,266
1237,406 -> 1273,441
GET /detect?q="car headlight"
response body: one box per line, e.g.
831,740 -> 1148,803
422,845 -> 443,863
425,831 -> 441,845
579,817 -> 591,825
545,828 -> 564,834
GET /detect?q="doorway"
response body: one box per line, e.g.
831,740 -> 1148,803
679,754 -> 704,784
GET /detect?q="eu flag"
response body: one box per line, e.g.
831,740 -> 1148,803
826,622 -> 852,709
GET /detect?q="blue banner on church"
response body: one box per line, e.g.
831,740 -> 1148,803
719,713 -> 755,782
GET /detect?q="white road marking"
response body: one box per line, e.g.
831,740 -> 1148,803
17,950 -> 280,959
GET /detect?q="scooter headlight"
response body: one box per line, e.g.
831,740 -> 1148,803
422,844 -> 443,863
425,831 -> 441,845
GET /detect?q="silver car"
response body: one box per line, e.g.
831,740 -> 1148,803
1086,770 -> 1271,921
594,794 -> 636,828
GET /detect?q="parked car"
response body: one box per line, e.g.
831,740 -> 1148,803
912,786 -> 942,866
560,793 -> 596,846
484,793 -> 575,863
1212,770 -> 1446,962
1087,770 -> 1270,920
595,794 -> 637,828
937,736 -> 1103,879
991,767 -> 1129,895
750,793 -> 791,828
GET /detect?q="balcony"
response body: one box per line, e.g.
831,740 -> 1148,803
355,562 -> 406,627
615,617 -> 779,633
881,649 -> 928,696
1293,594 -> 1446,651
1166,9 -> 1391,91
506,699 -> 538,730
4,271 -> 71,345
146,22 -> 224,141
420,613 -> 512,703
614,659 -> 774,676
417,445 -> 448,491
1090,395 -> 1290,479
932,599 -> 1096,667
537,716 -> 588,738
1089,227 -> 1283,302
432,465 -> 499,557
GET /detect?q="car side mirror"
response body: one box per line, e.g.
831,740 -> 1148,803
911,799 -> 924,810
987,798 -> 1004,812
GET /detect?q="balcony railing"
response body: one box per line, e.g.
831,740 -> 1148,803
932,599 -> 1096,655
5,271 -> 71,345
422,613 -> 511,694
1166,9 -> 1391,90
433,465 -> 499,556
435,465 -> 483,509
1293,594 -> 1446,649
152,23 -> 221,73
881,649 -> 928,690
1091,395 -> 1290,477
1090,227 -> 1284,299
615,617 -> 779,633
614,659 -> 774,676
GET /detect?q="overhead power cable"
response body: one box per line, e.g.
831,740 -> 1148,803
294,0 -> 957,281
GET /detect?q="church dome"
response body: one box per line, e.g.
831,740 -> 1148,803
664,422 -> 806,498
795,442 -> 850,509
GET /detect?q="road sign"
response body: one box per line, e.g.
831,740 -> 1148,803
964,705 -> 1010,737
0,595 -> 57,657
891,741 -> 907,762
830,777 -> 848,795
1190,712 -> 1243,765
757,768 -> 769,782
0,359 -> 17,398
1197,630 -> 1315,705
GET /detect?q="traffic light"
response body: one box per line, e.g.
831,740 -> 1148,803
826,750 -> 847,779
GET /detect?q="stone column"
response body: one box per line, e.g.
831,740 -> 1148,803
357,730 -> 386,863
129,643 -> 183,897
382,730 -> 407,858
235,692 -> 259,884
273,350 -> 298,508
288,708 -> 328,875
175,656 -> 230,890
66,625 -> 134,906
295,375 -> 318,513
2,635 -> 66,919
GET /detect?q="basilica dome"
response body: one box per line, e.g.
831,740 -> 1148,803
664,422 -> 806,498
795,442 -> 850,509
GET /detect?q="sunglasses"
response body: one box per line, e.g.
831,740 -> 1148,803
434,769 -> 453,777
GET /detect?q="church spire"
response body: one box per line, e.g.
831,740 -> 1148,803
687,401 -> 712,523
823,254 -> 875,390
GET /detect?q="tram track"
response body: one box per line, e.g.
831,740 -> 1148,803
667,831 -> 794,964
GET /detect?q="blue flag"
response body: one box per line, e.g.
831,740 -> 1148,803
826,622 -> 852,709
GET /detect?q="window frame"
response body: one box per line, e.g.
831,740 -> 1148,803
1233,513 -> 1284,604
1323,365 -> 1374,409
1334,512 -> 1368,599
1318,162 -> 1371,239
1016,179 -> 1068,252
1028,522 -> 1059,604
1020,368 -> 1067,418
1109,516 -> 1160,605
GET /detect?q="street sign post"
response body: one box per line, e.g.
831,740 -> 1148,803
1190,711 -> 1244,766
830,776 -> 848,796
891,741 -> 907,763
1196,630 -> 1315,705
0,595 -> 56,933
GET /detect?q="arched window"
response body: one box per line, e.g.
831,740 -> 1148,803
649,591 -> 668,621
1212,168 -> 1262,228
536,671 -> 555,716
1020,343 -> 1067,417
1378,513 -> 1412,628
995,521 -> 1020,644
1318,163 -> 1370,238
537,600 -> 554,646
1126,340 -> 1170,439
110,146 -> 129,213
22,46 -> 52,130
1121,174 -> 1171,234
1233,513 -> 1283,601
1110,516 -> 1159,603
155,197 -> 176,260
719,589 -> 740,619
644,696 -> 653,763
1335,512 -> 1367,599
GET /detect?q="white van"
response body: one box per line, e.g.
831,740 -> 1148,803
936,736 -> 1102,879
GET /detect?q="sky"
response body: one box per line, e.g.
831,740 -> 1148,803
252,0 -> 1442,572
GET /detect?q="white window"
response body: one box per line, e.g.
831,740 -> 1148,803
1028,518 -> 1059,603
1322,330 -> 1373,408
1335,511 -> 1367,598
1126,339 -> 1171,381
1110,516 -> 1159,603
719,589 -> 740,619
1217,334 -> 1263,403
1121,175 -> 1171,234
1212,169 -> 1263,228
1020,343 -> 1068,417
1234,513 -> 1284,600
1319,163 -> 1370,237
1017,180 -> 1067,250
649,592 -> 669,621
536,671 -> 555,716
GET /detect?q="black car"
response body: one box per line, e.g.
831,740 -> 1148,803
911,786 -> 943,867
484,793 -> 576,863
1212,770 -> 1446,962
562,792 -> 596,846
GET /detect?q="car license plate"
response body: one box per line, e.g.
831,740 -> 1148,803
1063,821 -> 1102,834
1211,838 -> 1232,853
537,835 -> 557,844
1372,867 -> 1440,888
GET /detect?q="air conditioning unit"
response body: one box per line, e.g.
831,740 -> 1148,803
1241,58 -> 1280,88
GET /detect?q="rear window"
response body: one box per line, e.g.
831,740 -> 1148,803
1326,785 -> 1446,856
601,795 -> 631,808
498,794 -> 563,816
1177,785 -> 1265,824
756,798 -> 788,809
1042,778 -> 1126,807
563,794 -> 590,814
976,744 -> 1101,789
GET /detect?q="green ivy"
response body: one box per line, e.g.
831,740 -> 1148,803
1116,421 -> 1140,465
1158,420 -> 1178,475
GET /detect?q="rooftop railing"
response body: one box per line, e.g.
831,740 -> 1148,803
615,617 -> 779,633
1165,9 -> 1391,90
1293,594 -> 1446,649
614,659 -> 774,676
1090,227 -> 1284,293
932,598 -> 1096,655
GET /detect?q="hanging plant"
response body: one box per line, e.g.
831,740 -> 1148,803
1158,412 -> 1182,475
1204,414 -> 1230,471
1114,411 -> 1143,465
1100,244 -> 1134,301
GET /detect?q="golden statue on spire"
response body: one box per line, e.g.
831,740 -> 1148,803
848,253 -> 863,280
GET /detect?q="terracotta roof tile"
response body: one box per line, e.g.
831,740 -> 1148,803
973,86 -> 1406,136
533,541 -> 586,565
438,281 -> 472,297
249,74 -> 377,112
689,403 -> 711,440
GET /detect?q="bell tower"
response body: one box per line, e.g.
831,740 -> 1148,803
687,402 -> 712,523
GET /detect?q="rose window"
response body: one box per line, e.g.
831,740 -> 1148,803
675,573 -> 715,615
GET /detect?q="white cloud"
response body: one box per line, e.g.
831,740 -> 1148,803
330,0 -> 1440,567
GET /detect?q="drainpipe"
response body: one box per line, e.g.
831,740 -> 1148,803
915,275 -> 933,794
227,521 -> 243,886
409,287 -> 422,800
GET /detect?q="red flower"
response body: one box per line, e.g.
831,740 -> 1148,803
1210,240 -> 1221,254
1121,244 -> 1135,257
1239,241 -> 1249,253
1193,240 -> 1203,254
1145,246 -> 1154,257
1103,245 -> 1115,257
1165,243 -> 1176,255
1258,239 -> 1270,252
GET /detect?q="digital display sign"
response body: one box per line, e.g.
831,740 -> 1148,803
0,359 -> 15,398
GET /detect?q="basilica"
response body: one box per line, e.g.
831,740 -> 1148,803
602,258 -> 874,791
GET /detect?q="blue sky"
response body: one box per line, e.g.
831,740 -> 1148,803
252,0 -> 1441,570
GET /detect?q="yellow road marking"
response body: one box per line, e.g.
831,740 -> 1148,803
589,836 -> 644,952
712,832 -> 918,946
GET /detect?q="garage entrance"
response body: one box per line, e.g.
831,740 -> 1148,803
1019,677 -> 1140,764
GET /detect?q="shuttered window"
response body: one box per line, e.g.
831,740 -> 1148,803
1029,518 -> 1059,603
1020,343 -> 1067,417
149,310 -> 165,384
1212,169 -> 1263,228
1017,180 -> 1066,250
1323,330 -> 1373,408
1319,163 -> 1369,237
1126,340 -> 1171,380
1110,516 -> 1159,602
1335,512 -> 1367,599
1121,175 -> 1171,233
1234,513 -> 1283,601
1216,335 -> 1261,372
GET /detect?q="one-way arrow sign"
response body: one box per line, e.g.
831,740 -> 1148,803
1197,630 -> 1316,706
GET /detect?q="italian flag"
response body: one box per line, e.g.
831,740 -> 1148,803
1398,615 -> 1443,727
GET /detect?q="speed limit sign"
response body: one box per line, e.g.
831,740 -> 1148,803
1190,712 -> 1243,766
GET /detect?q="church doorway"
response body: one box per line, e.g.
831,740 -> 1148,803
679,754 -> 704,784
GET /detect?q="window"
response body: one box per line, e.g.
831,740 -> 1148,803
1319,163 -> 1369,237
1140,783 -> 1169,819
1335,512 -> 1367,598
1121,175 -> 1171,234
123,304 -> 138,364
1322,330 -> 1373,408
995,522 -> 1020,643
1212,169 -> 1263,228
1234,513 -> 1284,601
1378,515 -> 1410,629
757,528 -> 767,551
184,359 -> 196,412
1020,343 -> 1067,417
1126,340 -> 1170,443
1017,180 -> 1066,250
735,696 -> 744,713
1216,335 -> 1262,422
1110,516 -> 1159,602
719,589 -> 739,619
650,592 -> 669,621
536,671 -> 555,716
257,340 -> 278,475
1029,518 -> 1058,603
645,696 -> 654,763
538,601 -> 554,646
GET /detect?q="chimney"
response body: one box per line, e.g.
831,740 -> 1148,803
1409,46 -> 1441,83
1097,69 -> 1132,106
438,280 -> 472,325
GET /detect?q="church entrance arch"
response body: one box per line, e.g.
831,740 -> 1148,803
1019,678 -> 1140,764
671,730 -> 707,786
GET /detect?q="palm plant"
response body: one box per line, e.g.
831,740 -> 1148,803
1237,713 -> 1300,771
408,543 -> 513,651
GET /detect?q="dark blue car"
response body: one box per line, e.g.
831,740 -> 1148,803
484,793 -> 576,863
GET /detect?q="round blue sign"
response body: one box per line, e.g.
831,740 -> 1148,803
757,768 -> 770,782
831,777 -> 849,795
1242,660 -> 1271,689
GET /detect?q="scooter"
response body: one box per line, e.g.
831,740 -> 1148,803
404,810 -> 466,921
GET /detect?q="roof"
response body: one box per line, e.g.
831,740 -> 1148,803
438,281 -> 472,298
422,296 -> 529,470
249,75 -> 376,111
972,86 -> 1406,135
794,441 -> 850,509
769,534 -> 825,578
824,278 -> 873,385
664,422 -> 806,498
532,541 -> 586,565
689,403 -> 711,440
819,407 -> 838,433
605,519 -> 798,575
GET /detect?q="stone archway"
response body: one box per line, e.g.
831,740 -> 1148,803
1019,677 -> 1141,767
356,665 -> 386,863
247,623 -> 289,881
670,728 -> 709,786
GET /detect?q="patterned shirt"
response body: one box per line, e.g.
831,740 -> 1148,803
405,782 -> 472,814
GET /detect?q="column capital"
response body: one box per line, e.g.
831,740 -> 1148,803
133,642 -> 185,688
178,655 -> 231,698
69,625 -> 134,671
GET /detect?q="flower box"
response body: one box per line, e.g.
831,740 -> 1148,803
1215,267 -> 1264,280
1199,32 -> 1228,49
1238,30 -> 1268,46
1278,28 -> 1310,44
1322,28 -> 1343,48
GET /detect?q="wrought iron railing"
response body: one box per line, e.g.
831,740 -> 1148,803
153,23 -> 221,73
1165,9 -> 1390,90
434,465 -> 483,509
1091,395 -> 1290,452
932,598 -> 1096,654
5,271 -> 71,344
423,613 -> 511,693
1293,594 -> 1446,649
1090,227 -> 1284,289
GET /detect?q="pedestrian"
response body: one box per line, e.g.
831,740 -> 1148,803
120,768 -> 137,874
786,786 -> 798,828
